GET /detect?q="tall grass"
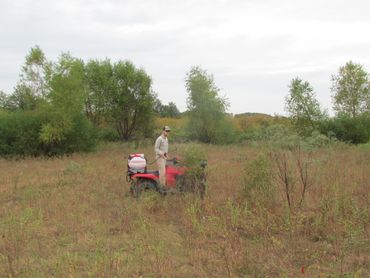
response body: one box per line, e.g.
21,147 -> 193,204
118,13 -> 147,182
0,142 -> 369,276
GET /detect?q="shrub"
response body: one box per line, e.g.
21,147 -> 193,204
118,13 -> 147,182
96,126 -> 120,142
0,110 -> 45,156
37,112 -> 97,156
303,131 -> 331,148
0,110 -> 97,157
241,154 -> 275,205
182,144 -> 208,168
177,144 -> 208,198
239,124 -> 332,150
319,114 -> 370,144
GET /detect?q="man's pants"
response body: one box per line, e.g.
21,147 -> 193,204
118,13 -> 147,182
157,157 -> 166,186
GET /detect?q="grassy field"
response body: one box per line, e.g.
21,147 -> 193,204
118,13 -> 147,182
0,142 -> 369,277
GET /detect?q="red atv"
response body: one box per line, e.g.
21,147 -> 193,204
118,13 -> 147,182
126,153 -> 207,198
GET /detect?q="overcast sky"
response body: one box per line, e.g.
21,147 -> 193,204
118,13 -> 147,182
1,0 -> 370,115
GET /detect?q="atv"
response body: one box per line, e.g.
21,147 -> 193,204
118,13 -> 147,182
126,153 -> 207,198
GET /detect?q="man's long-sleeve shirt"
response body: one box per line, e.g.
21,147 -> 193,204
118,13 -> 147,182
154,135 -> 168,158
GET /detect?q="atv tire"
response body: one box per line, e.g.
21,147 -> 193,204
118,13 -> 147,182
131,178 -> 159,198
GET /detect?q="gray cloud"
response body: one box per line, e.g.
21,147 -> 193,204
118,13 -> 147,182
1,0 -> 370,115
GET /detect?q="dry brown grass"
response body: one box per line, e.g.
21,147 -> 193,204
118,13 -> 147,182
0,142 -> 369,277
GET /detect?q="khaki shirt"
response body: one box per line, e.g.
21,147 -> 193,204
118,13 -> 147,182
154,135 -> 168,158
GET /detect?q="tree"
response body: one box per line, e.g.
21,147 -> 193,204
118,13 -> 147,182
319,113 -> 370,144
20,45 -> 51,98
331,61 -> 369,117
6,45 -> 51,111
0,49 -> 97,156
38,53 -> 96,154
154,99 -> 181,118
48,53 -> 86,114
185,66 -> 233,143
5,84 -> 39,110
285,78 -> 325,135
0,91 -> 7,109
164,102 -> 181,118
84,59 -> 113,125
112,61 -> 155,140
85,60 -> 155,140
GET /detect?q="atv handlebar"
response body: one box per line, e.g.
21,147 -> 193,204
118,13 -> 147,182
166,157 -> 207,168
166,157 -> 179,166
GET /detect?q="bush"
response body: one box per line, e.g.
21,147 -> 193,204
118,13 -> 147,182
55,114 -> 97,154
241,154 -> 275,205
239,124 -> 298,148
97,126 -> 120,142
319,114 -> 370,144
239,124 -> 333,150
0,110 -> 45,156
175,144 -> 208,198
0,110 -> 97,157
185,116 -> 237,144
182,144 -> 208,170
304,130 -> 331,148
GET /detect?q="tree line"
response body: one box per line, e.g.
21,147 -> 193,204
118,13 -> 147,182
0,46 -> 369,156
285,61 -> 370,143
0,46 -> 158,156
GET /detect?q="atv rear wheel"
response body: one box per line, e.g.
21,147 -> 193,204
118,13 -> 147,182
130,178 -> 159,198
130,180 -> 141,198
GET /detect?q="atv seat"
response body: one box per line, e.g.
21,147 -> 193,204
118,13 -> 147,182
145,169 -> 159,175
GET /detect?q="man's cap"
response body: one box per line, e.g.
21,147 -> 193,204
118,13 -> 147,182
163,126 -> 171,132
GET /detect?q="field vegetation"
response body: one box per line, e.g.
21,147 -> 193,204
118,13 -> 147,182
1,142 -> 369,277
1,47 -> 369,276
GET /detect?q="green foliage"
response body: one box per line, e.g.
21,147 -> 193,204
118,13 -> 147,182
241,154 -> 275,205
0,110 -> 97,157
41,113 -> 97,155
3,65 -> 48,111
19,45 -> 51,99
0,91 -> 7,110
285,77 -> 326,136
154,99 -> 181,118
304,130 -> 332,148
0,49 -> 97,157
85,59 -> 156,140
5,84 -> 43,111
112,61 -> 155,140
182,143 -> 207,168
240,124 -> 332,150
37,53 -> 97,155
48,53 -> 86,114
331,61 -> 369,118
240,124 -> 296,144
319,114 -> 370,144
181,143 -> 208,181
1,46 -> 160,156
39,122 -> 66,144
0,110 -> 45,156
84,59 -> 113,125
97,126 -> 120,141
185,66 -> 234,144
186,200 -> 204,233
3,47 -> 51,111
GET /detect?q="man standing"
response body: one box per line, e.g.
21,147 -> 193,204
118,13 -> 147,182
154,126 -> 170,187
